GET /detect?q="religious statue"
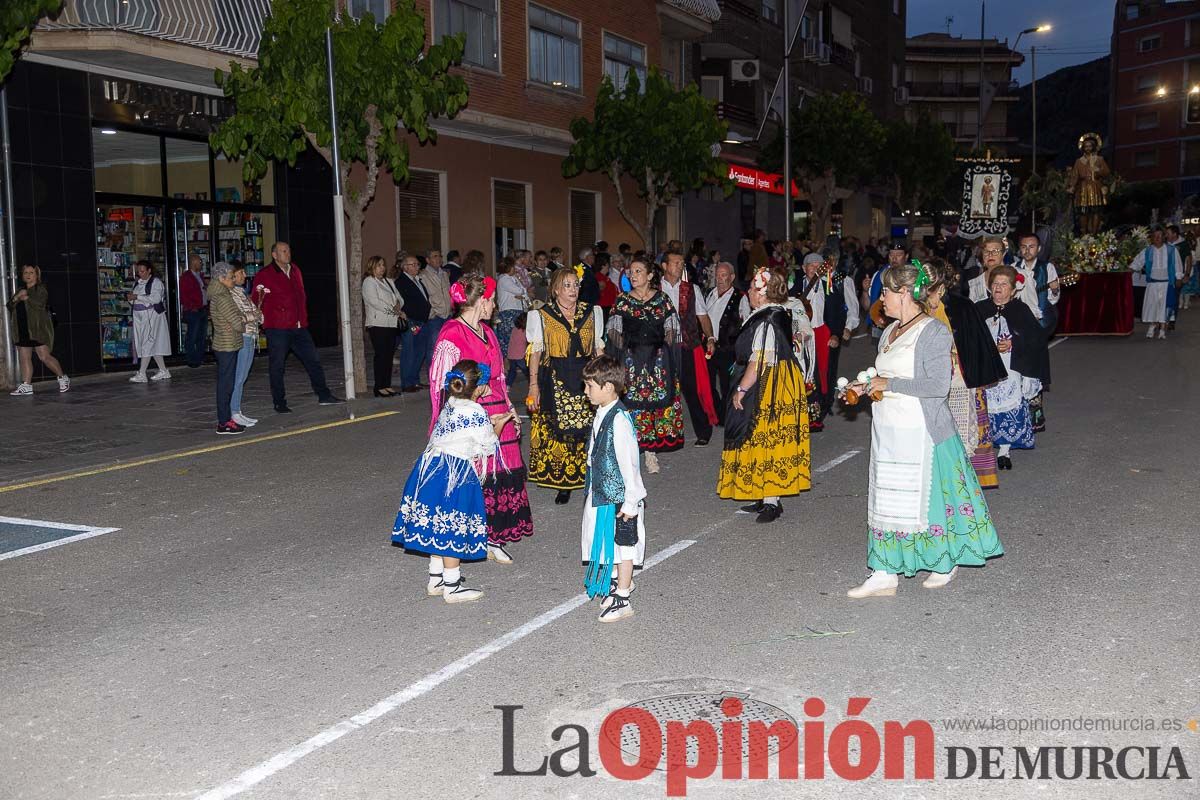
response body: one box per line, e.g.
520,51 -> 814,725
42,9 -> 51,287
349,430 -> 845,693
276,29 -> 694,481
1065,132 -> 1111,235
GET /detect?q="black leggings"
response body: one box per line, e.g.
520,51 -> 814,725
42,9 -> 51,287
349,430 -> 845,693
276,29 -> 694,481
367,326 -> 398,391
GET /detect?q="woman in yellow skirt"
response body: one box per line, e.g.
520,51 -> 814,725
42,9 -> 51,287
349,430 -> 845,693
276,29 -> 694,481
717,267 -> 811,523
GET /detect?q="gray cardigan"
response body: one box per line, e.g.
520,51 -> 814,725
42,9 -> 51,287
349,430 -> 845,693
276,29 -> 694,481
880,319 -> 957,444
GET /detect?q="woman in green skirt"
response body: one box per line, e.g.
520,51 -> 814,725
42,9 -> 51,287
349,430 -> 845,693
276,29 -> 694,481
845,261 -> 1003,598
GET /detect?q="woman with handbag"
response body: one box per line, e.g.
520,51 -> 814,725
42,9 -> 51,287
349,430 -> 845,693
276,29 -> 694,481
128,260 -> 172,383
717,267 -> 810,524
526,265 -> 605,505
7,264 -> 69,396
362,255 -> 404,397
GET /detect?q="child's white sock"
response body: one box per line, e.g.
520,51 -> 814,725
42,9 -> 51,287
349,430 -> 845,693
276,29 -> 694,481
997,444 -> 1011,458
444,566 -> 461,585
429,555 -> 444,576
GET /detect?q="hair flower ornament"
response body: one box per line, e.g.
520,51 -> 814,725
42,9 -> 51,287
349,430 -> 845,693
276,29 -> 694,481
443,369 -> 466,389
482,276 -> 497,299
752,268 -> 772,292
573,263 -> 585,280
449,281 -> 468,304
910,259 -> 931,300
477,363 -> 492,385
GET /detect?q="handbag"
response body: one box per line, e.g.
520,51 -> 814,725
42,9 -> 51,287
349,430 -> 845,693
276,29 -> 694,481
615,514 -> 639,547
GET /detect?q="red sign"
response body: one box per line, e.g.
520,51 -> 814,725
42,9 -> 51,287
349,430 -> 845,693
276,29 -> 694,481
725,163 -> 799,197
107,208 -> 135,221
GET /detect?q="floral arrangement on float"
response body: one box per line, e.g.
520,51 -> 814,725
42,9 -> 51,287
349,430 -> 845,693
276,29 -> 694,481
1061,227 -> 1146,273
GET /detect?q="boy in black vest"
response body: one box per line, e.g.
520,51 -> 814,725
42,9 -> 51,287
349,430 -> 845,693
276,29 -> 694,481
581,356 -> 647,623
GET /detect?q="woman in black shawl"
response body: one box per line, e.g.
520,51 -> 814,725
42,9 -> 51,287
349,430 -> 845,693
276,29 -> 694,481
717,267 -> 811,524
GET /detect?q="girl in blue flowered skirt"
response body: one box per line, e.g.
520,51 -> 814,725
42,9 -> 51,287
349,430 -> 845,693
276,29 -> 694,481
392,359 -> 512,604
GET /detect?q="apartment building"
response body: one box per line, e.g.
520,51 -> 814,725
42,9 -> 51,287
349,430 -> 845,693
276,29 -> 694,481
1109,0 -> 1200,200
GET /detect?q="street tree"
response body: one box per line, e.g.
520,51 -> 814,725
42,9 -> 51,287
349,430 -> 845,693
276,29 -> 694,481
883,112 -> 957,241
762,92 -> 884,244
563,69 -> 730,252
210,0 -> 468,392
1,0 -> 61,81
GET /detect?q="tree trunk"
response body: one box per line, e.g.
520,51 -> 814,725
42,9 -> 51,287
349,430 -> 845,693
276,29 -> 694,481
345,198 -> 368,395
806,169 -> 836,248
609,163 -> 651,249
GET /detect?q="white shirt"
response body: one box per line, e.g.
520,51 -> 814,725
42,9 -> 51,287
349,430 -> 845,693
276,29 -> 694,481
798,273 -> 860,331
1015,259 -> 1060,320
705,286 -> 751,330
496,273 -> 527,313
1129,245 -> 1172,280
661,277 -> 709,324
587,400 -> 646,518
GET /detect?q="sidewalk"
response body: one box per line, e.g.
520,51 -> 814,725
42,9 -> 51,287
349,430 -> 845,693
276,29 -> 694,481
0,349 -> 419,486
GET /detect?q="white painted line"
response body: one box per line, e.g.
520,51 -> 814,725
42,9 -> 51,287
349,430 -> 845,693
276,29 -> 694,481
1048,337 -> 1067,349
0,516 -> 121,563
196,537 -> 700,800
815,449 -> 862,473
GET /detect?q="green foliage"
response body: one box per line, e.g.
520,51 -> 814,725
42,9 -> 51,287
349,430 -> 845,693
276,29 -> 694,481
762,92 -> 884,189
883,112 -> 957,215
563,69 -> 730,247
210,0 -> 468,187
1019,168 -> 1072,226
1,0 -> 62,81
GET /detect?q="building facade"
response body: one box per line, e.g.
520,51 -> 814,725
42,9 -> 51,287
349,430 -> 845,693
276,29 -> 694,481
904,33 -> 1023,153
1109,0 -> 1200,200
683,0 -> 905,255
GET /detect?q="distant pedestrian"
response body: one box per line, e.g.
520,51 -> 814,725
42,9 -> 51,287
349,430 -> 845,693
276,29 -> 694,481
392,359 -> 510,603
421,248 -> 453,346
253,241 -> 343,412
505,312 -> 529,386
128,260 -> 172,383
180,254 -> 208,368
208,262 -> 248,435
395,254 -> 433,393
362,254 -> 403,397
227,263 -> 264,427
444,249 -> 463,284
7,264 -> 69,396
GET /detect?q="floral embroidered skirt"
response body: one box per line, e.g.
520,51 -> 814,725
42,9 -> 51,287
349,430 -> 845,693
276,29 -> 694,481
621,345 -> 684,452
866,435 -> 1004,577
528,369 -> 594,490
716,362 -> 811,500
391,454 -> 489,560
482,465 -> 535,544
989,402 -> 1036,449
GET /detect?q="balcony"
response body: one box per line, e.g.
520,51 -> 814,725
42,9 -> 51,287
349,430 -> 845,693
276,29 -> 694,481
857,76 -> 874,96
36,0 -> 270,60
830,42 -> 855,72
907,81 -> 1020,100
717,101 -> 757,127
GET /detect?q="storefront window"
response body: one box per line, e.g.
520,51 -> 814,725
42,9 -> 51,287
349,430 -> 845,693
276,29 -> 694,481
214,154 -> 275,206
166,138 -> 211,200
97,202 -> 166,362
93,129 -> 163,195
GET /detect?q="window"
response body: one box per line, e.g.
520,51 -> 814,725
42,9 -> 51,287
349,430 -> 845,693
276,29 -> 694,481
348,0 -> 389,23
1137,74 -> 1159,93
893,0 -> 901,15
892,62 -> 900,89
1135,111 -> 1159,130
701,75 -> 723,102
1139,35 -> 1162,53
1134,150 -> 1158,168
762,0 -> 779,24
528,4 -> 581,90
92,130 -> 163,195
569,190 -> 598,261
493,180 -> 529,262
800,15 -> 814,40
165,138 -> 210,199
435,0 -> 499,71
603,33 -> 647,90
397,170 -> 444,255
1126,2 -> 1139,20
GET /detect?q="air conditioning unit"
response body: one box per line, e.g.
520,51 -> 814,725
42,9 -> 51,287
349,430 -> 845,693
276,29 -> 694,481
802,37 -> 831,65
858,76 -> 874,94
894,86 -> 910,104
731,59 -> 760,82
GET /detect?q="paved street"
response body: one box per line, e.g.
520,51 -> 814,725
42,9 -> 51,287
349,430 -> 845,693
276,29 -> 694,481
1,328 -> 1198,799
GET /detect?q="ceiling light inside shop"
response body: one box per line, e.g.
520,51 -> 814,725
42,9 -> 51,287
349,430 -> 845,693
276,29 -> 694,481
100,128 -> 117,135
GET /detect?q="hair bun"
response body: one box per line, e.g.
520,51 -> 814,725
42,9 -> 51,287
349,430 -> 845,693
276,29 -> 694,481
448,376 -> 467,394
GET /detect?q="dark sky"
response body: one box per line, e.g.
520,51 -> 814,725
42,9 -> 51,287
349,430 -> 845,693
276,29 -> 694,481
906,1 -> 1114,85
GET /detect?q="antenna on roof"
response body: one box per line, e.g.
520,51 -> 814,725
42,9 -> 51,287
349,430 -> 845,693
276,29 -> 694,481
944,16 -> 954,35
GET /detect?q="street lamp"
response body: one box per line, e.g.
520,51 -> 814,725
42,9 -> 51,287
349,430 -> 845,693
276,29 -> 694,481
1013,24 -> 1051,175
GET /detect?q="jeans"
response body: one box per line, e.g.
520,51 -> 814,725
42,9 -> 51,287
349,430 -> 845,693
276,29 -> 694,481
367,325 -> 398,391
215,349 -> 239,425
184,309 -> 208,366
264,327 -> 332,407
399,322 -> 434,388
230,334 -> 256,416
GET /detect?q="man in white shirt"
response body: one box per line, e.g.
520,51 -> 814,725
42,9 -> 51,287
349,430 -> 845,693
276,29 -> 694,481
796,252 -> 860,424
661,251 -> 717,445
420,248 -> 453,346
1014,233 -> 1061,331
705,262 -> 750,423
1129,226 -> 1178,340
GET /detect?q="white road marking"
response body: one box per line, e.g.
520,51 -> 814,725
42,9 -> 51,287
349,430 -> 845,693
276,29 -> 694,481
1048,337 -> 1068,349
0,516 -> 121,562
197,449 -> 866,798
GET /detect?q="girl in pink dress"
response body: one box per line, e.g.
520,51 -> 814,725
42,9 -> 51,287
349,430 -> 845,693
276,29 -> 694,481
429,273 -> 533,564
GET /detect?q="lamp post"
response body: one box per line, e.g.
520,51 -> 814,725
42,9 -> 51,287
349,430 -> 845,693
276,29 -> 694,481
326,3 -> 356,406
1014,24 -> 1051,175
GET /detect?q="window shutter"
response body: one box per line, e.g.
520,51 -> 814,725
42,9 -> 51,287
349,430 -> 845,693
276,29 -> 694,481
397,170 -> 442,255
569,190 -> 597,261
494,181 -> 528,229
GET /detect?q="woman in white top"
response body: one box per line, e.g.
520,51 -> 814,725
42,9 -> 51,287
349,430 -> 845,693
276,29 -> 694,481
128,260 -> 172,383
494,255 -> 528,362
362,255 -> 405,396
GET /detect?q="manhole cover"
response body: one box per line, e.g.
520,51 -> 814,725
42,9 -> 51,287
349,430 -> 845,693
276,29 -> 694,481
602,692 -> 797,770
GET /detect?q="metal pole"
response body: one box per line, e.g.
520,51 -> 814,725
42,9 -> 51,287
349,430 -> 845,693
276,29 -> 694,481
0,88 -> 16,387
326,18 -> 356,407
1031,45 -> 1038,176
976,1 -> 985,150
782,0 -> 790,242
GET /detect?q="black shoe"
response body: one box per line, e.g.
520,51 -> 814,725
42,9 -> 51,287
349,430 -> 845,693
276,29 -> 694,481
1033,424 -> 1045,434
187,363 -> 201,369
554,490 -> 571,505
694,438 -> 710,447
997,455 -> 1012,470
403,385 -> 422,394
738,501 -> 764,514
274,404 -> 293,414
318,395 -> 345,406
756,502 -> 783,523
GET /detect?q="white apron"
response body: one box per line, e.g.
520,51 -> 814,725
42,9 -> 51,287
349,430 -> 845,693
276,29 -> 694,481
868,318 -> 935,534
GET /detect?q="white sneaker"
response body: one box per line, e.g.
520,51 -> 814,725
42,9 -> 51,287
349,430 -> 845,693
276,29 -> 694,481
598,594 -> 634,622
442,578 -> 483,604
426,573 -> 445,596
232,413 -> 257,427
487,543 -> 514,565
644,452 -> 660,474
600,580 -> 636,610
10,383 -> 33,396
922,566 -> 958,589
57,375 -> 70,393
847,570 -> 898,598
129,373 -> 148,383
1146,327 -> 1156,339
151,369 -> 172,381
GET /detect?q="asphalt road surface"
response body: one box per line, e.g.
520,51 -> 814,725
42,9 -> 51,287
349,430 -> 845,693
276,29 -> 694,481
1,328 -> 1197,799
